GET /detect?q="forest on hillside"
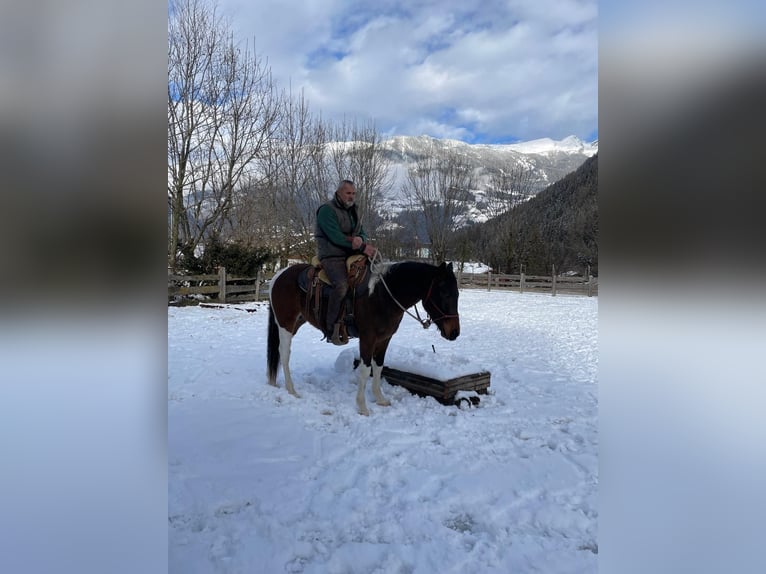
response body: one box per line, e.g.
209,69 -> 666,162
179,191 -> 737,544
452,154 -> 598,276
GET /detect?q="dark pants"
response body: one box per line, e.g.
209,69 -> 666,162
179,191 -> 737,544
321,256 -> 348,332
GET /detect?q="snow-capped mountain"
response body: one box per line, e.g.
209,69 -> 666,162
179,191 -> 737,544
385,134 -> 597,158
378,134 -> 597,224
382,134 -> 596,186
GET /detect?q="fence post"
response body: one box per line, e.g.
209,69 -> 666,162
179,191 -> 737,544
487,271 -> 492,291
457,269 -> 462,289
255,270 -> 262,301
218,266 -> 227,302
552,264 -> 557,297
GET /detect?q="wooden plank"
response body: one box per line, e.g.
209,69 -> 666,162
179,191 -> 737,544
381,366 -> 490,404
456,278 -> 596,296
169,285 -> 220,295
225,284 -> 260,294
168,274 -> 219,282
218,267 -> 227,302
552,265 -> 557,297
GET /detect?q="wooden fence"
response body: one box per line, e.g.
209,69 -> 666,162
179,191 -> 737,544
168,267 -> 269,303
169,264 -> 597,303
457,266 -> 597,297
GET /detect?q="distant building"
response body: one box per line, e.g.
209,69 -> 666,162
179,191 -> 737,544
450,261 -> 492,274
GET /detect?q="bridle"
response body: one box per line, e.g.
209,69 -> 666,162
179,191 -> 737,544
421,280 -> 460,324
370,251 -> 459,330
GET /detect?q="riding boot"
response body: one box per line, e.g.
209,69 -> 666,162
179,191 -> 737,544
325,291 -> 343,340
322,257 -> 349,343
330,322 -> 349,346
326,297 -> 349,345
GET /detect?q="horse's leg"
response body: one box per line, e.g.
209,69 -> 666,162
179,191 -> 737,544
278,325 -> 301,398
267,304 -> 281,388
355,360 -> 371,415
371,338 -> 392,407
355,338 -> 374,416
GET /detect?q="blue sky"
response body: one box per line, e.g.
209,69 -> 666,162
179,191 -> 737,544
219,0 -> 597,144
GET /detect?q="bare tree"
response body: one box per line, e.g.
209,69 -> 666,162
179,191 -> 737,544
327,118 -> 393,240
485,162 -> 535,220
401,142 -> 474,263
273,89 -> 331,264
167,0 -> 280,270
484,162 -> 535,272
224,90 -> 333,266
223,177 -> 277,248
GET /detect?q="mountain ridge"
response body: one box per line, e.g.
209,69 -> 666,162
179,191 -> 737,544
374,134 -> 596,226
380,134 -> 596,205
454,153 -> 598,275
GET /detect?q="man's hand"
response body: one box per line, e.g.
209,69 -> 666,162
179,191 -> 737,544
351,236 -> 363,250
362,244 -> 377,258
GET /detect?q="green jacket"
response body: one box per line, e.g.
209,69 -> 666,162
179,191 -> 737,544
314,195 -> 368,260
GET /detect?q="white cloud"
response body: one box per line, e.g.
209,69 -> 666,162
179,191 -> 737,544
409,118 -> 472,141
218,0 -> 597,143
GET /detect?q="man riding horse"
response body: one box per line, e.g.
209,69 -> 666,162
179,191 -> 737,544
314,179 -> 377,345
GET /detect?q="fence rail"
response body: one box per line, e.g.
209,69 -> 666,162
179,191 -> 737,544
457,268 -> 597,296
169,265 -> 598,304
168,267 -> 269,303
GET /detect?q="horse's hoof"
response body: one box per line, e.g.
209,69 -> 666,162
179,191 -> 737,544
289,390 -> 302,399
267,381 -> 279,388
376,399 -> 391,407
358,407 -> 370,416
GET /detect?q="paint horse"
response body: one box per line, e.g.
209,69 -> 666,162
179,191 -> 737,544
267,261 -> 461,415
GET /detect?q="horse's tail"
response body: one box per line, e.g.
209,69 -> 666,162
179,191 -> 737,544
267,303 -> 280,384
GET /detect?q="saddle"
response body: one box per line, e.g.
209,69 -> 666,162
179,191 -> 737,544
309,254 -> 368,289
299,254 -> 370,340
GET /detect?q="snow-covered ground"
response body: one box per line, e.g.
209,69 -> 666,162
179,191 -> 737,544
169,290 -> 598,573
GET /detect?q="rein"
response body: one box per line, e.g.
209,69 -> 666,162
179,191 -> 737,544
369,251 -> 455,329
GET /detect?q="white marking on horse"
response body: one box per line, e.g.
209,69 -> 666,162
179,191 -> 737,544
277,326 -> 300,398
371,360 -> 390,407
356,361 -> 372,416
368,263 -> 393,295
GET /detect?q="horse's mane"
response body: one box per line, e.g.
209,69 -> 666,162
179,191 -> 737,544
369,260 -> 439,295
368,260 -> 395,295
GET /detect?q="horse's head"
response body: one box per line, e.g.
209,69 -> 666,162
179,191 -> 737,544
423,262 -> 461,341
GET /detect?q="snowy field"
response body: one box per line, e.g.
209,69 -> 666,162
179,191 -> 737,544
169,289 -> 598,573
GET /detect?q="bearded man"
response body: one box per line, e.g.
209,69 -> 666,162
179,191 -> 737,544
314,179 -> 377,345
